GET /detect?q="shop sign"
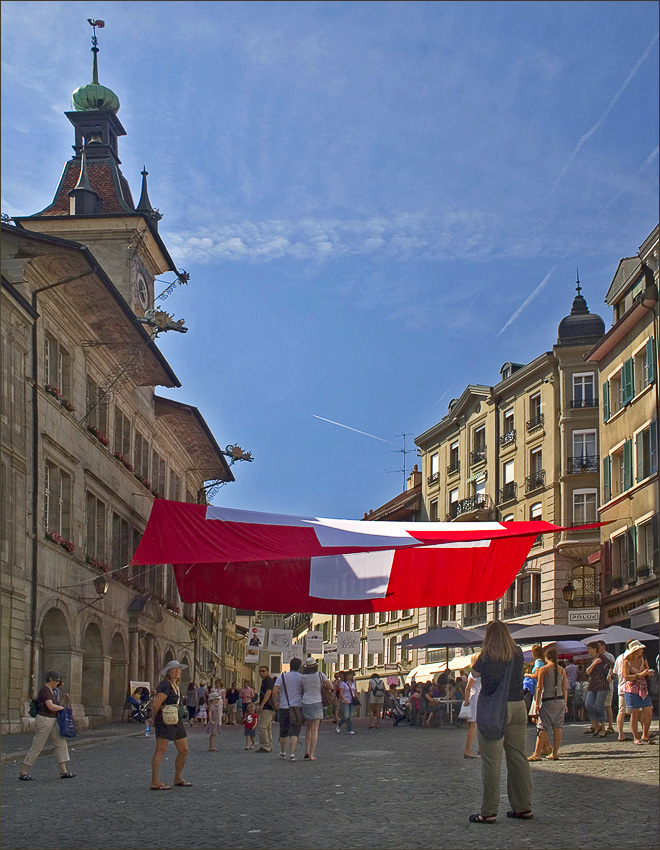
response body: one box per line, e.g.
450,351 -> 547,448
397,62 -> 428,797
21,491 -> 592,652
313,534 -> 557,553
587,551 -> 601,565
568,608 -> 600,626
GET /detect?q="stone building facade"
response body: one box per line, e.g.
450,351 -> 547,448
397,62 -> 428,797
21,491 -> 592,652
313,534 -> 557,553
586,224 -> 659,628
0,46 -> 245,732
414,286 -> 605,633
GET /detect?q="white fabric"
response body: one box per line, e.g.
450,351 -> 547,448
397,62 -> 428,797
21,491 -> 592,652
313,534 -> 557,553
310,550 -> 395,599
300,671 -> 330,705
613,652 -> 626,695
274,671 -> 303,708
467,676 -> 481,723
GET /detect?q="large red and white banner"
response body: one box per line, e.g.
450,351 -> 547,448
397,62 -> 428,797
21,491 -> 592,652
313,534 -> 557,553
131,500 -> 598,614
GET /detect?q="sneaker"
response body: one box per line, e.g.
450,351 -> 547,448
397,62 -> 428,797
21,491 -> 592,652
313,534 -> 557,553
347,731 -> 355,735
279,752 -> 286,759
289,754 -> 296,761
336,725 -> 341,733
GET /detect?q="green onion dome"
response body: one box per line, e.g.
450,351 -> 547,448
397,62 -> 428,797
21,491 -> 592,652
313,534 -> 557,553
72,82 -> 120,113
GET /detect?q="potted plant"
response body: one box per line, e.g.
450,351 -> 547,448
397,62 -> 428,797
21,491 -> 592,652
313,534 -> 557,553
611,576 -> 624,589
636,564 -> 651,579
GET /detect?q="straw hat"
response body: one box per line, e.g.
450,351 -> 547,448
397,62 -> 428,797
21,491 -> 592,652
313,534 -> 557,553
207,689 -> 221,701
161,660 -> 188,676
623,640 -> 646,659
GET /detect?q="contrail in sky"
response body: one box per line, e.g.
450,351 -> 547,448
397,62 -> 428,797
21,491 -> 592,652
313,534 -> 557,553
553,32 -> 659,191
313,415 -> 394,444
498,266 -> 557,336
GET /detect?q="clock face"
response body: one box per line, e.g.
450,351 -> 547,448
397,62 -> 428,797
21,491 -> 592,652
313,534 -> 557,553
136,274 -> 149,308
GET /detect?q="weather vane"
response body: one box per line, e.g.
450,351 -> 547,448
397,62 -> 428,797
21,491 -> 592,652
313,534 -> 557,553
87,18 -> 105,48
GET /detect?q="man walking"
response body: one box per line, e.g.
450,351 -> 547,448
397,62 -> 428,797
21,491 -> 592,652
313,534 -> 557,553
272,658 -> 303,760
368,671 -> 385,728
256,665 -> 276,753
599,640 -> 616,733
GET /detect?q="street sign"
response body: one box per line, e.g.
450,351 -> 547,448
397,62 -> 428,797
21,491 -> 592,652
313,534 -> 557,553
568,609 -> 600,626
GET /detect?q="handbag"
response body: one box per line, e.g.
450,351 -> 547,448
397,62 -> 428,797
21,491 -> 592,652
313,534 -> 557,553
282,673 -> 304,725
476,655 -> 515,741
161,704 -> 179,725
320,673 -> 335,707
178,705 -> 189,721
57,697 -> 77,738
346,681 -> 360,706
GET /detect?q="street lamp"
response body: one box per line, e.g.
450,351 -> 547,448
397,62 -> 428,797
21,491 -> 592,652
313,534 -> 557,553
561,580 -> 576,604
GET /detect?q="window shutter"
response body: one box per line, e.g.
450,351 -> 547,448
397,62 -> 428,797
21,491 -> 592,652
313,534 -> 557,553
603,455 -> 611,502
623,439 -> 633,491
636,430 -> 645,483
626,526 -> 637,579
602,380 -> 610,421
651,420 -> 658,474
622,358 -> 635,405
647,337 -> 656,385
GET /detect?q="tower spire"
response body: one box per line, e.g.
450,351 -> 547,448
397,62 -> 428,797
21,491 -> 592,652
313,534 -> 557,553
87,19 -> 104,85
576,267 -> 582,296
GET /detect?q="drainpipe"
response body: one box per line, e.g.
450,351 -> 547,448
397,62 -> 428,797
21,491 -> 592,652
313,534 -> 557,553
29,269 -> 95,698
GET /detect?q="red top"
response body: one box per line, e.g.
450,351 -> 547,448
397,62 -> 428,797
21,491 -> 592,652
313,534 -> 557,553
244,712 -> 258,730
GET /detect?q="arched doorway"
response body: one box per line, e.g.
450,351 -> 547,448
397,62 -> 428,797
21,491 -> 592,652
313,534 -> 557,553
39,608 -> 72,690
81,622 -> 105,717
109,632 -> 128,719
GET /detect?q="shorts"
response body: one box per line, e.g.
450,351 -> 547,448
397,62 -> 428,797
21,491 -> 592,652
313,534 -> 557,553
244,727 -> 256,737
302,702 -> 324,721
604,689 -> 613,707
617,691 -> 630,714
624,692 -> 653,710
155,719 -> 187,741
278,709 -> 302,738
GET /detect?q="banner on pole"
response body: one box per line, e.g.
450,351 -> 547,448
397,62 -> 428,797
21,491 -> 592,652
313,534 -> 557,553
324,643 -> 338,664
267,629 -> 293,651
367,631 -> 384,654
305,631 -> 324,654
337,631 -> 360,655
248,627 -> 266,649
245,646 -> 259,664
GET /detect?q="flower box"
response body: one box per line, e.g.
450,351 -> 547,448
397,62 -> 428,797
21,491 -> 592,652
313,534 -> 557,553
636,565 -> 651,578
44,384 -> 62,400
611,576 -> 624,589
135,472 -> 152,490
85,554 -> 111,572
61,398 -> 75,412
113,452 -> 134,472
45,530 -> 75,554
87,425 -> 110,446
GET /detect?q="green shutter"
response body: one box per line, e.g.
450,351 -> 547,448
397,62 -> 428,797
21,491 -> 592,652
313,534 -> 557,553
602,380 -> 610,421
622,358 -> 635,405
647,337 -> 656,385
603,455 -> 611,502
650,420 -> 658,474
623,438 -> 633,491
636,430 -> 645,483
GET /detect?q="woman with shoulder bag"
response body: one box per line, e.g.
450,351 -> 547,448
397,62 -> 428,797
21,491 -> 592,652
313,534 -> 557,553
299,657 -> 333,759
19,670 -> 76,781
150,660 -> 191,790
337,669 -> 359,735
468,621 -> 532,824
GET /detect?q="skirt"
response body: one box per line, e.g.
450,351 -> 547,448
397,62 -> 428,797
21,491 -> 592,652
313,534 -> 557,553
537,698 -> 565,731
154,718 -> 187,741
624,692 -> 652,710
302,702 -> 324,721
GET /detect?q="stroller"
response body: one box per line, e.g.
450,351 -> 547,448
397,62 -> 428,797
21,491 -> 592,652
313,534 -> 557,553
385,692 -> 408,726
127,693 -> 152,723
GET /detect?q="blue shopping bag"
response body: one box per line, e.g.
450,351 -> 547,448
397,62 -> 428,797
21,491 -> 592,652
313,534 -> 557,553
57,699 -> 77,738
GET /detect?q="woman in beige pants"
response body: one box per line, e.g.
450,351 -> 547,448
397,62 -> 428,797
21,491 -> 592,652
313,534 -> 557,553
19,671 -> 76,781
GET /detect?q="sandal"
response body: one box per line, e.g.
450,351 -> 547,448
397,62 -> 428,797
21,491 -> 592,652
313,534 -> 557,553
18,773 -> 35,781
641,738 -> 657,745
60,772 -> 77,779
527,755 -> 543,761
545,755 -> 559,760
469,814 -> 496,824
174,780 -> 192,786
151,784 -> 171,790
507,811 -> 533,820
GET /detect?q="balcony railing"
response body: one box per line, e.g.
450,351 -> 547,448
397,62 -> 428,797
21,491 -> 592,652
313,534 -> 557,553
427,472 -> 440,486
503,601 -> 542,619
470,447 -> 487,465
570,397 -> 598,409
498,481 -> 518,503
500,429 -> 516,446
568,455 -> 598,474
525,469 -> 546,492
448,493 -> 493,519
526,413 -> 544,433
463,611 -> 488,627
447,461 -> 460,476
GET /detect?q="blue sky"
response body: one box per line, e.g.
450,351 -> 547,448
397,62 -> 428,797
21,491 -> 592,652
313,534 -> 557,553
2,1 -> 658,518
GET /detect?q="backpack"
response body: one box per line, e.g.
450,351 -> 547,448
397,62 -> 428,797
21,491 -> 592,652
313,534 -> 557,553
371,678 -> 384,697
28,698 -> 38,718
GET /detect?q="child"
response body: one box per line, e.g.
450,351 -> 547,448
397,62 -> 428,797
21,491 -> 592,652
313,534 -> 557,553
207,689 -> 222,752
244,701 -> 258,750
197,698 -> 208,725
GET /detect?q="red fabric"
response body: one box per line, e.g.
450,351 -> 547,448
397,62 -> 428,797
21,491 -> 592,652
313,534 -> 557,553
131,500 -> 603,614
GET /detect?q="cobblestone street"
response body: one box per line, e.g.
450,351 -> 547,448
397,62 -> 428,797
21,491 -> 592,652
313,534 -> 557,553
1,716 -> 658,850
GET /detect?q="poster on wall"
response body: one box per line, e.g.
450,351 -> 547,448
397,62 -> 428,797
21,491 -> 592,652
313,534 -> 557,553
245,646 -> 259,664
324,643 -> 338,664
305,631 -> 324,654
367,631 -> 384,654
281,646 -> 298,664
248,627 -> 266,649
267,629 -> 293,651
337,631 -> 360,655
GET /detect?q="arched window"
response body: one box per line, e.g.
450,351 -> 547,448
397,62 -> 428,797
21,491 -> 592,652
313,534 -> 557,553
571,564 -> 597,607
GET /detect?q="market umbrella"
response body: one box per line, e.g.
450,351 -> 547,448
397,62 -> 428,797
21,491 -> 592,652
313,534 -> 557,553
580,625 -> 659,645
522,640 -> 590,661
512,624 -> 598,643
638,622 -> 659,637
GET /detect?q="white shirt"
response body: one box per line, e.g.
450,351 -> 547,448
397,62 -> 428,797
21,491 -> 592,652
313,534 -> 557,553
274,671 -> 303,708
300,671 -> 330,705
613,652 -> 626,694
